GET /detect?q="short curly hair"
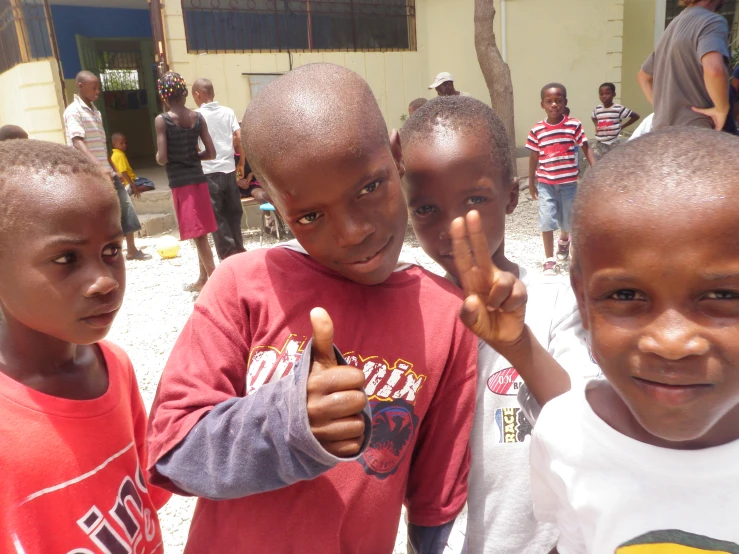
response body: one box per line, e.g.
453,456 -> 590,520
400,95 -> 514,185
0,140 -> 109,245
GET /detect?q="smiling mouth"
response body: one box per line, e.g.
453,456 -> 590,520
347,238 -> 392,265
632,376 -> 713,406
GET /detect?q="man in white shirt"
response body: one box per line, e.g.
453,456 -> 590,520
428,72 -> 471,97
193,78 -> 246,260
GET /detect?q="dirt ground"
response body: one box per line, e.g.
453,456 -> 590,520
107,191 -> 549,553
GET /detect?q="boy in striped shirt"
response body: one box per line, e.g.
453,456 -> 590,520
527,83 -> 595,274
591,82 -> 640,160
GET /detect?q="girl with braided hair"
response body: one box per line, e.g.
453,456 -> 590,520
155,72 -> 218,292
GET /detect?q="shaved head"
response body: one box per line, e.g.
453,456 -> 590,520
572,127 -> 739,250
242,63 -> 389,191
192,78 -> 214,99
76,70 -> 98,85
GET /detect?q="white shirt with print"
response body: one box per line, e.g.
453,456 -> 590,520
530,380 -> 739,553
464,266 -> 600,554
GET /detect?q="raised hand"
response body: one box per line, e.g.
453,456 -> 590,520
452,210 -> 528,348
306,308 -> 367,457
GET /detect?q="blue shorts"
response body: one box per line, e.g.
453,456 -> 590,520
538,182 -> 577,233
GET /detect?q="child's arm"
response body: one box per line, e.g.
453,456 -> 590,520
155,115 -> 167,166
528,151 -> 539,200
198,116 -> 216,161
622,110 -> 640,130
581,141 -> 596,168
146,266 -> 371,499
233,129 -> 246,179
452,211 -> 571,406
120,171 -> 141,198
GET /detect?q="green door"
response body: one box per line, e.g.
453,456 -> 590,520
75,34 -> 111,147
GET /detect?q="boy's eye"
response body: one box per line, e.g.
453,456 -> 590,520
466,196 -> 488,206
414,205 -> 438,216
358,180 -> 381,197
297,212 -> 323,225
52,253 -> 77,265
704,290 -> 739,300
608,289 -> 646,301
103,244 -> 122,258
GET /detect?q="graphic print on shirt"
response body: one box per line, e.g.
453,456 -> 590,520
12,450 -> 162,554
247,337 -> 427,480
617,530 -> 739,553
494,407 -> 533,444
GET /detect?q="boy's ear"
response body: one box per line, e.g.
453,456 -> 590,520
389,129 -> 405,180
570,266 -> 590,331
564,98 -> 569,107
505,177 -> 520,215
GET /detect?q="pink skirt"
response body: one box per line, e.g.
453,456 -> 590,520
171,182 -> 218,240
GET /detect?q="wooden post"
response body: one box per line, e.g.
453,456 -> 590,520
9,0 -> 29,62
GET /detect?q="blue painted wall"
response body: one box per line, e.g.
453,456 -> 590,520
50,5 -> 151,78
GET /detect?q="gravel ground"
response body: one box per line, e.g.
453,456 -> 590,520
108,188 -> 547,553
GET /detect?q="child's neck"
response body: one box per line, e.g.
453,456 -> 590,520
492,243 -> 519,278
547,114 -> 565,125
602,101 -> 614,108
0,319 -> 106,400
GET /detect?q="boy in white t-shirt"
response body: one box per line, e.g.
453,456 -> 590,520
400,95 -> 600,554
530,127 -> 739,552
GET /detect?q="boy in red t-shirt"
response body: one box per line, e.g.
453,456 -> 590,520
146,63 -> 477,553
527,83 -> 596,274
0,140 -> 170,552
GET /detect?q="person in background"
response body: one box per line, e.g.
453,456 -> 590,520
591,82 -> 640,160
408,98 -> 428,116
64,71 -> 147,261
154,72 -> 218,292
193,78 -> 246,261
110,132 -> 155,197
429,72 -> 470,97
527,83 -> 595,274
0,139 -> 170,552
530,127 -> 739,552
0,125 -> 28,141
638,0 -> 730,131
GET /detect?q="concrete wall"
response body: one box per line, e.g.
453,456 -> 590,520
0,60 -> 66,143
162,0 -> 622,147
621,0 -> 656,124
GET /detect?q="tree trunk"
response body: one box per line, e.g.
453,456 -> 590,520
474,0 -> 517,177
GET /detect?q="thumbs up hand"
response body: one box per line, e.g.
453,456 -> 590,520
306,308 -> 368,458
452,210 -> 528,348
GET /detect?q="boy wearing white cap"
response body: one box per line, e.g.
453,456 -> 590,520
429,72 -> 470,97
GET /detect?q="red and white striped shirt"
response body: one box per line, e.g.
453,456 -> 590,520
526,116 -> 586,186
592,103 -> 632,144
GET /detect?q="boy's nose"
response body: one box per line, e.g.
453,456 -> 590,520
85,274 -> 120,297
638,310 -> 710,360
335,213 -> 374,248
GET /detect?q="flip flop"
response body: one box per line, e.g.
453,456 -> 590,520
126,251 -> 151,261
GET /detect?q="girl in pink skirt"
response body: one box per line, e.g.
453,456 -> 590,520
155,72 -> 218,291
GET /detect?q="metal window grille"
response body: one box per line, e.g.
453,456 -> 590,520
665,0 -> 739,42
98,50 -> 144,91
181,0 -> 416,54
0,0 -> 54,75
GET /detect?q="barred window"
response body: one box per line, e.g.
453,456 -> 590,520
182,0 -> 416,53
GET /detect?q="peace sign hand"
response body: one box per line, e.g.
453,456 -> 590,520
452,210 -> 528,348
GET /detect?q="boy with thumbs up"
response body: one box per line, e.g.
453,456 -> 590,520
401,96 -> 600,554
146,64 -> 477,553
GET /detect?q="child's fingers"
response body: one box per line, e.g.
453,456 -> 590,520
486,271 -> 518,310
464,210 -> 496,279
310,307 -> 338,370
451,217 -> 478,295
459,294 -> 490,338
497,278 -> 528,313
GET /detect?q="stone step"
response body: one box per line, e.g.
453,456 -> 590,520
132,190 -> 175,215
137,212 -> 177,238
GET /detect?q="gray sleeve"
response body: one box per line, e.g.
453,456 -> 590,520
641,52 -> 655,75
406,521 -> 455,554
697,16 -> 729,61
155,340 -> 372,500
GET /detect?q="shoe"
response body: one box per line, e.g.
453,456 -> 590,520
557,239 -> 570,261
542,258 -> 559,276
